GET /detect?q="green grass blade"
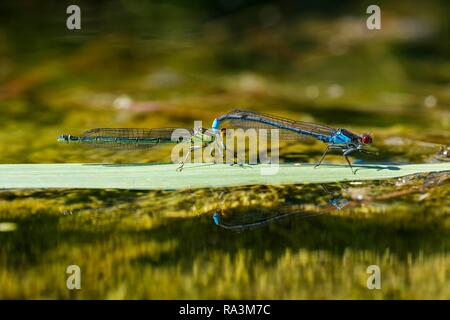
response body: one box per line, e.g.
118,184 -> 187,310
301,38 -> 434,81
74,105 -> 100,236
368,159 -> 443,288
0,163 -> 448,190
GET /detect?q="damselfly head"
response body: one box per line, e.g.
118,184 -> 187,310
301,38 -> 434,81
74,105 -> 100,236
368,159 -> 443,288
57,135 -> 69,143
360,133 -> 372,144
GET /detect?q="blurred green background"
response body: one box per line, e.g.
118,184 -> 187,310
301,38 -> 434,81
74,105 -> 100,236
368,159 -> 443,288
0,0 -> 449,299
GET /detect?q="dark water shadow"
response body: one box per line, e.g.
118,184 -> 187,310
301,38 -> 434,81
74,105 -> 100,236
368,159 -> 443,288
0,215 -> 107,268
2,201 -> 448,270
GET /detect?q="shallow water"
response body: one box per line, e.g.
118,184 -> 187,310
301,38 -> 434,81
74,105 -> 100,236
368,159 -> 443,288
0,0 -> 449,298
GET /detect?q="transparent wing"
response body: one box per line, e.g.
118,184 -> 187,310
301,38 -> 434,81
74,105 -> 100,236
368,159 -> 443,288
80,128 -> 193,149
218,110 -> 335,141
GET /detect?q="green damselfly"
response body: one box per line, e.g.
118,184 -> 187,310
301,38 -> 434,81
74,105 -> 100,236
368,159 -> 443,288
57,127 -> 227,171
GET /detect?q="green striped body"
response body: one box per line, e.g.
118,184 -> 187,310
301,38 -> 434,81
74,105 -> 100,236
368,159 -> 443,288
74,135 -> 175,145
57,127 -> 217,150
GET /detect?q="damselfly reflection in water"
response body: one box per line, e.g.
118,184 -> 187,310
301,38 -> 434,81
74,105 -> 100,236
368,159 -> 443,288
212,185 -> 352,231
212,171 -> 449,231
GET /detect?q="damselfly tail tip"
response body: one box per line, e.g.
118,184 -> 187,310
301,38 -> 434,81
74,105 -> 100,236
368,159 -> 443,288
57,134 -> 69,143
57,134 -> 77,143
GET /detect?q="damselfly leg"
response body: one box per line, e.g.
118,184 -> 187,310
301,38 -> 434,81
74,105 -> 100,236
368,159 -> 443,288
315,144 -> 357,174
344,155 -> 355,174
176,145 -> 205,171
314,144 -> 331,168
342,147 -> 357,174
214,138 -> 245,166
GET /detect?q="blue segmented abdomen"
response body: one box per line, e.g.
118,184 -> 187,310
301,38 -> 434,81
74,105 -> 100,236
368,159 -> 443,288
212,115 -> 332,143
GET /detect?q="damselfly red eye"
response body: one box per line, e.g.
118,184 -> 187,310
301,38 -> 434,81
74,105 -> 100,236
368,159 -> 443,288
361,134 -> 372,144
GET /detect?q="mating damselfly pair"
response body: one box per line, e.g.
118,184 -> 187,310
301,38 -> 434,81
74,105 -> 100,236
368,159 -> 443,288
57,110 -> 373,173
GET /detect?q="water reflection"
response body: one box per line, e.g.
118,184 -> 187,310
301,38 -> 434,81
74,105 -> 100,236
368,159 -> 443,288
213,184 -> 350,231
0,171 -> 448,299
212,170 -> 449,231
213,207 -> 325,231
